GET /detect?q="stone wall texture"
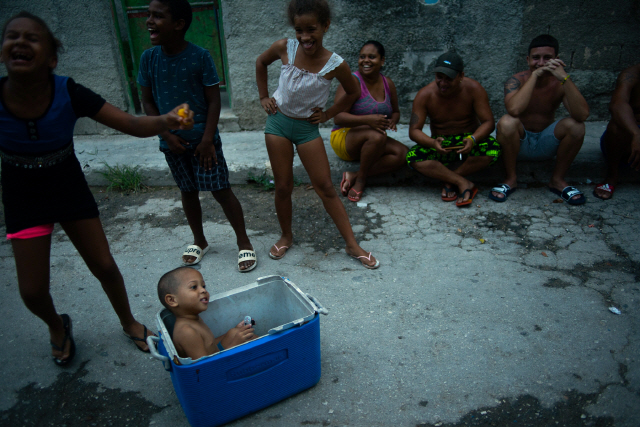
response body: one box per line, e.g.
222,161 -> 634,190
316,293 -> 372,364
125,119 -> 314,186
223,0 -> 640,129
2,0 -> 639,132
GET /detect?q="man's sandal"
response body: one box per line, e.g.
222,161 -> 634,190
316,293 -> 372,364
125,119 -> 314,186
488,184 -> 516,202
51,314 -> 76,367
238,250 -> 257,272
441,184 -> 457,202
549,186 -> 586,205
456,187 -> 478,207
593,183 -> 614,200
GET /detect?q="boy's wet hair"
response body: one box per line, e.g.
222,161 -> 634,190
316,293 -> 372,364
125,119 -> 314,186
2,11 -> 63,58
528,34 -> 559,56
361,40 -> 385,59
287,0 -> 331,26
158,266 -> 194,309
155,0 -> 193,33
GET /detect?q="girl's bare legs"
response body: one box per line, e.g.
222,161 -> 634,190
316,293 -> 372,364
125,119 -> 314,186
11,234 -> 72,361
265,134 -> 295,258
297,137 -> 377,266
60,218 -> 151,351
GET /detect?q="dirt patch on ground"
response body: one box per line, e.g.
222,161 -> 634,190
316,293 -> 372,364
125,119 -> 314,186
91,184 -> 375,253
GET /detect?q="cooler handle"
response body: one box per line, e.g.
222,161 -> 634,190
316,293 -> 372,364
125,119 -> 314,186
306,293 -> 329,315
147,335 -> 172,371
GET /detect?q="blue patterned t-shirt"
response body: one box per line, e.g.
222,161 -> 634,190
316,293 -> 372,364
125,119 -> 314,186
137,42 -> 220,148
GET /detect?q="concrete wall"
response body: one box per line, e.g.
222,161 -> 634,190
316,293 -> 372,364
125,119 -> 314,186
0,0 -> 129,134
2,0 -> 639,133
222,0 -> 640,129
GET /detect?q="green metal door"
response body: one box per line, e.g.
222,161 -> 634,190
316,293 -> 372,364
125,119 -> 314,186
111,0 -> 229,112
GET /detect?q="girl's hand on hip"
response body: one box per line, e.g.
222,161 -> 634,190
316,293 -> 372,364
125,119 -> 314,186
260,97 -> 278,115
308,107 -> 328,124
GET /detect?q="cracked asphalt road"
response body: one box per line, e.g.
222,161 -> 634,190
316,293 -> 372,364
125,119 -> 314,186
0,182 -> 638,426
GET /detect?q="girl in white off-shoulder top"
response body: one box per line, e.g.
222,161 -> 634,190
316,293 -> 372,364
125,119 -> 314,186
255,0 -> 379,269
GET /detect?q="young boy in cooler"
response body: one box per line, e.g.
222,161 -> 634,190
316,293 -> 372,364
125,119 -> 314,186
158,267 -> 256,359
138,0 -> 257,272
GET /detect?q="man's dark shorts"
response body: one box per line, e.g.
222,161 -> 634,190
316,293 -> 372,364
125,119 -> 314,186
161,133 -> 230,192
406,133 -> 501,167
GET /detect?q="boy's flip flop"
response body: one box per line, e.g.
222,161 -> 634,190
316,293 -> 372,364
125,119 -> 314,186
456,186 -> 478,207
488,184 -> 516,202
593,183 -> 614,200
549,186 -> 586,205
182,244 -> 209,265
238,249 -> 257,272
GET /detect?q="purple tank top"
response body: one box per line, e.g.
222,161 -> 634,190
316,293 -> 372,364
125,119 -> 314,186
332,71 -> 393,131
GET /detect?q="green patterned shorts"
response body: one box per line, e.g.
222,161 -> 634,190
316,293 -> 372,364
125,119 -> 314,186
406,133 -> 501,167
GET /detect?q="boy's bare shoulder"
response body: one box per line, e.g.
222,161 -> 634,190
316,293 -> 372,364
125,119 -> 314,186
173,318 -> 201,340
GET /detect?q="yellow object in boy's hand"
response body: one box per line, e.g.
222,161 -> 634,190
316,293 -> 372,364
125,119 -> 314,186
178,108 -> 187,118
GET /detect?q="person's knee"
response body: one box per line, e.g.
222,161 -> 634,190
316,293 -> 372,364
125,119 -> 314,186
563,119 -> 585,140
312,179 -> 336,199
211,188 -> 233,204
88,254 -> 120,282
19,284 -> 44,305
411,160 -> 439,175
274,181 -> 294,199
391,143 -> 409,161
181,190 -> 199,201
369,131 -> 387,147
497,115 -> 521,138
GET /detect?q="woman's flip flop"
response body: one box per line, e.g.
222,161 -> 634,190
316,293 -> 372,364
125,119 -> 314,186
51,314 -> 76,366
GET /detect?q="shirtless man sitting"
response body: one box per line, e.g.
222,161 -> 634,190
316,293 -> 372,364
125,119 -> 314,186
489,34 -> 590,205
593,63 -> 640,200
407,51 -> 500,207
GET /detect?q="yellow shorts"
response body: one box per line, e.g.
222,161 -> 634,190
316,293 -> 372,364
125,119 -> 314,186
330,128 -> 354,161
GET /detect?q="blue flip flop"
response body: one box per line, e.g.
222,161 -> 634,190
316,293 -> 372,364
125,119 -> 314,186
489,184 -> 516,202
549,186 -> 586,205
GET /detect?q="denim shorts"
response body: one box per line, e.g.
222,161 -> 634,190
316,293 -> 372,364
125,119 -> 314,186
517,119 -> 561,161
264,111 -> 321,146
161,133 -> 230,193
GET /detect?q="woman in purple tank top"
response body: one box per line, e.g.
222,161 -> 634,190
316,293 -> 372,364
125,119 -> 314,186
330,41 -> 408,202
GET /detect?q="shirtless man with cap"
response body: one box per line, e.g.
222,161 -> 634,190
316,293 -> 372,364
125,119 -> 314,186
593,63 -> 640,200
489,34 -> 590,205
407,51 -> 500,207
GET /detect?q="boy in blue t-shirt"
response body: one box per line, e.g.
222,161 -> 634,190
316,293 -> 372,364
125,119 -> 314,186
138,0 -> 256,272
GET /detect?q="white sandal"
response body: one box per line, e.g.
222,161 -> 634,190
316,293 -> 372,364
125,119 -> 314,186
182,245 -> 209,265
238,250 -> 257,272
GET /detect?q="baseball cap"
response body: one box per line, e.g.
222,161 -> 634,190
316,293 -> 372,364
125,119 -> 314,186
434,51 -> 464,79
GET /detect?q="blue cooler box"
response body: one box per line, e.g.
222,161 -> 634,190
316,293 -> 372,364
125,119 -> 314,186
148,275 -> 328,427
